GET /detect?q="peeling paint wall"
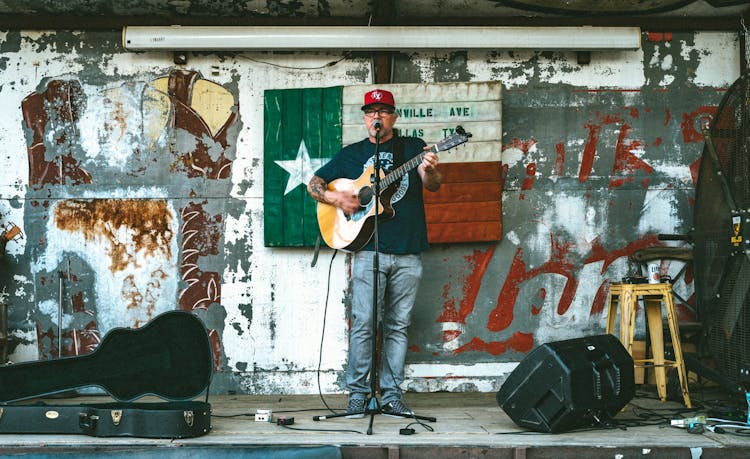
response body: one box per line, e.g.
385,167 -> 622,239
407,32 -> 740,391
0,29 -> 740,395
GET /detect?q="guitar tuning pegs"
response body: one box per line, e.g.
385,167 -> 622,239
455,125 -> 472,138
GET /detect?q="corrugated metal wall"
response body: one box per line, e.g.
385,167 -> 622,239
0,29 -> 739,394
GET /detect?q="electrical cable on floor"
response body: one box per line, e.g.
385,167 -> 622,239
620,386 -> 750,434
493,430 -> 557,435
216,250 -> 348,422
492,419 -> 631,435
222,249 -> 363,424
212,408 -> 344,419
278,423 -> 364,434
491,383 -> 749,435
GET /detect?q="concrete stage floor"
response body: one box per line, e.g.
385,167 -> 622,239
0,388 -> 749,458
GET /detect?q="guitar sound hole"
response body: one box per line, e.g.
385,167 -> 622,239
358,187 -> 373,207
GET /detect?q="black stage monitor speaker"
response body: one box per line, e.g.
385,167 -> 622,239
496,334 -> 635,433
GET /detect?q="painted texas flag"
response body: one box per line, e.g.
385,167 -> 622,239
263,82 -> 503,247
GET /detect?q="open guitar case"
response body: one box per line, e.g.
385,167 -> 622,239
0,310 -> 213,438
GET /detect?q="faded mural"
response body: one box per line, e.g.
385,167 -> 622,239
20,68 -> 239,370
0,29 -> 740,394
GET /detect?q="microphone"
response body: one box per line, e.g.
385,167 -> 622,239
373,119 -> 382,131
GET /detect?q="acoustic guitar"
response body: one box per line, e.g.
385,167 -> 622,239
0,310 -> 213,403
317,126 -> 471,252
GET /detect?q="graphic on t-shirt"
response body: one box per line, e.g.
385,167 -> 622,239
363,151 -> 409,204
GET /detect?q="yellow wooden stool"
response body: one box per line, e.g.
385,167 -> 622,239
606,282 -> 691,408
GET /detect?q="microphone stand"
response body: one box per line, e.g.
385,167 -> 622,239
366,121 -> 383,435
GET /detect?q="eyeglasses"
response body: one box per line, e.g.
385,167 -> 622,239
364,108 -> 395,117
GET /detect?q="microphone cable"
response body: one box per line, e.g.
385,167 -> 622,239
377,286 -> 435,433
382,344 -> 435,433
316,248 -> 340,415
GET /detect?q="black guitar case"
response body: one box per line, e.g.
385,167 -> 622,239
0,310 -> 213,438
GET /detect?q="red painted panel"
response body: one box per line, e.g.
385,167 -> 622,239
424,182 -> 502,204
424,160 -> 503,243
427,221 -> 502,243
425,201 -> 501,223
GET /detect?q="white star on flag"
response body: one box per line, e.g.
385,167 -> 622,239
274,140 -> 328,195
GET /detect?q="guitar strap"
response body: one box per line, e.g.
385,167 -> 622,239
311,234 -> 323,267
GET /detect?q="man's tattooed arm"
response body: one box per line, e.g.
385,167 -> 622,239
308,175 -> 329,203
308,175 -> 360,215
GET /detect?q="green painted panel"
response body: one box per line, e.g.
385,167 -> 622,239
263,89 -> 286,246
263,87 -> 342,247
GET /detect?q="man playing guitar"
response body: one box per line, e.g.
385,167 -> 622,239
307,89 -> 441,418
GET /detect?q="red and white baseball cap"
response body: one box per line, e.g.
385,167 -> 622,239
361,89 -> 395,110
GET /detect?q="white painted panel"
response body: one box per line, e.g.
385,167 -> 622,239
341,82 -> 502,160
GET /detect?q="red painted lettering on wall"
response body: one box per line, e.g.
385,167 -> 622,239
488,235 -> 578,333
437,246 -> 496,341
453,332 -> 534,356
554,142 -> 565,176
680,106 -> 717,143
502,138 -> 537,154
522,163 -> 537,190
689,157 -> 701,186
647,32 -> 673,42
589,280 -> 612,316
609,123 -> 652,188
579,123 -> 601,182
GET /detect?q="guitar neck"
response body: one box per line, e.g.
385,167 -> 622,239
381,144 -> 437,189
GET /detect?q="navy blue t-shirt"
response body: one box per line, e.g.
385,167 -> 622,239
315,136 -> 430,254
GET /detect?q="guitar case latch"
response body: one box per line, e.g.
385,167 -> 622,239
184,410 -> 194,427
110,409 -> 122,426
79,412 -> 99,432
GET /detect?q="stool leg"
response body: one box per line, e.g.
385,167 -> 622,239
606,291 -> 618,335
623,288 -> 637,356
664,292 -> 692,408
645,298 -> 667,402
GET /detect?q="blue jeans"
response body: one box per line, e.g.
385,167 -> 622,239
347,251 -> 423,405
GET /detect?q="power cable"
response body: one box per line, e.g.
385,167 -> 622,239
315,249 -> 340,415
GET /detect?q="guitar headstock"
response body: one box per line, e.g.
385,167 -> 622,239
435,125 -> 473,152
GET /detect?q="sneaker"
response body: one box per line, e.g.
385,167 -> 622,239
345,398 -> 366,419
381,399 -> 414,418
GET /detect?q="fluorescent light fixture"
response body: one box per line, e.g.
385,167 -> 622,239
122,26 -> 641,51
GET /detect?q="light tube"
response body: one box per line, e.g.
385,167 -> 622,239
122,26 -> 641,51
